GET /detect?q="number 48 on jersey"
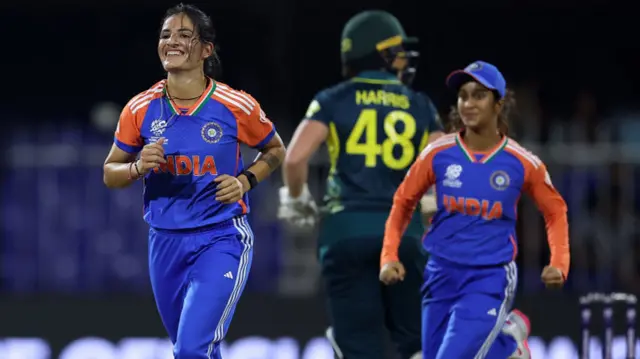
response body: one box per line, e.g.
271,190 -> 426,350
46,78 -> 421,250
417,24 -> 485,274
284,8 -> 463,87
346,109 -> 428,170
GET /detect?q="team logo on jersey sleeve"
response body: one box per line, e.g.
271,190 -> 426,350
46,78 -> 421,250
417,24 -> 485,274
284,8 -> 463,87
443,164 -> 463,188
490,170 -> 510,191
305,100 -> 321,119
201,122 -> 223,144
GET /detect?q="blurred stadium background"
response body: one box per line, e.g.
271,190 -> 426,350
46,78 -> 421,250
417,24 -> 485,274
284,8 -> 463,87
1,1 -> 639,358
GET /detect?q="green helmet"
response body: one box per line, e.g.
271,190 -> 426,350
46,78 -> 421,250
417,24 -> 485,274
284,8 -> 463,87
340,10 -> 418,64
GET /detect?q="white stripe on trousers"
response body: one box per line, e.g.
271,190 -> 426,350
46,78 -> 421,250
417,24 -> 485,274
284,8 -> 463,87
206,217 -> 254,358
473,261 -> 518,359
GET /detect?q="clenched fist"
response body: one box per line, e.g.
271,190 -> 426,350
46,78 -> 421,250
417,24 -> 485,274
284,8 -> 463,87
215,174 -> 246,204
379,261 -> 406,285
541,265 -> 565,289
137,138 -> 167,175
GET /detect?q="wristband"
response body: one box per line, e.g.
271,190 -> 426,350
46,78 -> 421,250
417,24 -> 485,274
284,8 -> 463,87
240,170 -> 258,190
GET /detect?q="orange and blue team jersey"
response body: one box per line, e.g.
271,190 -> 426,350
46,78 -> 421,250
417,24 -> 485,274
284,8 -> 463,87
114,79 -> 275,230
382,133 -> 570,277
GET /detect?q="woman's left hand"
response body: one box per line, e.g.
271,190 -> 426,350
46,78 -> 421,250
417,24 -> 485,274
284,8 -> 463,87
215,175 -> 246,204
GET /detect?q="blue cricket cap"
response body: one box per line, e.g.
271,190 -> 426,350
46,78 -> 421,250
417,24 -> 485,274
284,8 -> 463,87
446,61 -> 506,99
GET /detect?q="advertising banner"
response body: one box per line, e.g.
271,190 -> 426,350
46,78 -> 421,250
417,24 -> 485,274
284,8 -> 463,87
0,294 -> 637,358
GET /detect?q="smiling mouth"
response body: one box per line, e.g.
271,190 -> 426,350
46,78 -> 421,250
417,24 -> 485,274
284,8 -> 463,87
165,50 -> 185,57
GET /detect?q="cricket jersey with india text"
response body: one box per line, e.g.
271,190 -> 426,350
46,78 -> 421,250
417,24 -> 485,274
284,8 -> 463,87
115,78 -> 275,230
113,78 -> 275,359
382,132 -> 570,359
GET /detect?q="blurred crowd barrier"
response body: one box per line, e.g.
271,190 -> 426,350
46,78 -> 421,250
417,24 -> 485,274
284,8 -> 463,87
3,100 -> 640,295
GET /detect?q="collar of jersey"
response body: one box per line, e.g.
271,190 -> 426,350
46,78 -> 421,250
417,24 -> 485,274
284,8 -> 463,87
163,77 -> 217,116
455,131 -> 508,164
352,70 -> 401,85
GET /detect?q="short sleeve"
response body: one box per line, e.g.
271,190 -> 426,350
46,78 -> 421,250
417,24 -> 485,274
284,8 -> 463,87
114,104 -> 143,153
303,90 -> 332,125
235,92 -> 276,149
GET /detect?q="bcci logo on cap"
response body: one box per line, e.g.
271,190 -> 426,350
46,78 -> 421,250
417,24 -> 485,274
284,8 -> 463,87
201,122 -> 223,144
490,170 -> 510,191
466,62 -> 483,72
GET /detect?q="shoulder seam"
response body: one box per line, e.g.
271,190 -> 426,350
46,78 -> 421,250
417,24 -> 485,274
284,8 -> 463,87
213,83 -> 257,116
506,143 -> 541,169
128,82 -> 164,115
418,135 -> 456,160
433,133 -> 456,144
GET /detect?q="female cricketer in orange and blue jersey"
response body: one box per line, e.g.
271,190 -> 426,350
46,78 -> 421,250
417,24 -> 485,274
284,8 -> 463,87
103,4 -> 285,359
115,80 -> 274,226
380,61 -> 570,359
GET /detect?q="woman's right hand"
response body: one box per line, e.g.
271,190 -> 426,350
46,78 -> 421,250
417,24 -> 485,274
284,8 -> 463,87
138,138 -> 167,174
379,261 -> 406,285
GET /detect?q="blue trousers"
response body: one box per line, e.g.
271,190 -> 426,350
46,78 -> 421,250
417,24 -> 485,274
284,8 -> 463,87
421,256 -> 518,359
148,216 -> 254,359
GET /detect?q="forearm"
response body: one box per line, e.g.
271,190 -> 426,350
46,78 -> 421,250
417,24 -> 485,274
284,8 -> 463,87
239,145 -> 285,189
545,212 -> 570,277
103,161 -> 139,189
381,196 -> 418,265
530,170 -> 571,278
283,159 -> 308,198
279,119 -> 327,198
381,155 -> 434,266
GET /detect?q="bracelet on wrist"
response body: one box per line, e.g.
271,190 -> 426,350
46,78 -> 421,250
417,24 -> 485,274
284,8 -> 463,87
133,161 -> 142,177
127,162 -> 135,180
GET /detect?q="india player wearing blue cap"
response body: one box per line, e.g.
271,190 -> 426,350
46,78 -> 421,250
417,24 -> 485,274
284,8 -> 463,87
381,61 -> 570,358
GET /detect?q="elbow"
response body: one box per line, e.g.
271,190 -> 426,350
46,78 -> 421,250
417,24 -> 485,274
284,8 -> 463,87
102,165 -> 121,189
260,139 -> 286,171
103,179 -> 118,189
102,165 -> 110,187
103,171 -> 117,189
544,210 -> 568,227
273,144 -> 287,168
394,196 -> 418,216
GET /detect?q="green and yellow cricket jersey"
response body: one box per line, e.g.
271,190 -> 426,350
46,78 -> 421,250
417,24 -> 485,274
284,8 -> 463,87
304,70 -> 442,243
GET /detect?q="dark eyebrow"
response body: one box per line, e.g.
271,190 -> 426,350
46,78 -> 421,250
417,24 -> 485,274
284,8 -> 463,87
160,28 -> 194,33
458,86 -> 486,96
465,85 -> 488,93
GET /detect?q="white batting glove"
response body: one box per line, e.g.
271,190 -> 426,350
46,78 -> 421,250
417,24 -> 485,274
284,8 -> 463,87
420,194 -> 438,216
278,184 -> 319,231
